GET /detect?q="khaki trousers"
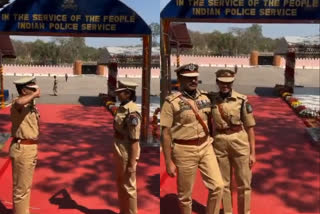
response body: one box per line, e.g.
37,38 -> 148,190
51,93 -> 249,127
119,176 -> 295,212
213,131 -> 252,214
113,142 -> 140,214
172,141 -> 224,214
9,142 -> 38,214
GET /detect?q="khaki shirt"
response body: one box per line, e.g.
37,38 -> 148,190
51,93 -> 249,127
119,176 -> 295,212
11,100 -> 40,140
210,90 -> 256,130
114,101 -> 141,143
160,90 -> 212,141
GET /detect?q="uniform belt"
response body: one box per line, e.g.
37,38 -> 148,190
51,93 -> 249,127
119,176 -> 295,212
216,125 -> 243,135
174,135 -> 208,146
13,138 -> 39,145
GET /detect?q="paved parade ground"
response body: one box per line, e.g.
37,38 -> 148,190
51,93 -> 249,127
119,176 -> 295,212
3,67 -> 319,104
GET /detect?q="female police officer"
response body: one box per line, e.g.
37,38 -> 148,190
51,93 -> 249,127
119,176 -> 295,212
113,80 -> 141,214
210,69 -> 256,214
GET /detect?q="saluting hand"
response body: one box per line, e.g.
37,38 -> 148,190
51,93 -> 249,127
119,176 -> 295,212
166,161 -> 177,177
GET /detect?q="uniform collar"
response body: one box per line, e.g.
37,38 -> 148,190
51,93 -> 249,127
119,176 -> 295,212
219,90 -> 237,101
181,89 -> 201,99
230,90 -> 239,99
120,100 -> 133,109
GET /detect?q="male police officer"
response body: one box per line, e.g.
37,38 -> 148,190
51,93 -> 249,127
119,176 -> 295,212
161,64 -> 224,214
210,69 -> 256,214
10,77 -> 40,214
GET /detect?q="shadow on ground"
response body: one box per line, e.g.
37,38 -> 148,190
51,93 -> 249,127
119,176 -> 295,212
0,105 -> 159,212
146,173 -> 160,198
159,97 -> 320,213
0,201 -> 11,214
160,194 -> 206,214
78,96 -> 103,106
249,96 -> 320,213
49,189 -> 117,214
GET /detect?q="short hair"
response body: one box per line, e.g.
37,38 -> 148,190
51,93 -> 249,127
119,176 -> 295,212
122,89 -> 136,102
16,84 -> 25,95
128,90 -> 137,102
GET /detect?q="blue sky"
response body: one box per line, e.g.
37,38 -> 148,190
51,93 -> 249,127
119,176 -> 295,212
9,0 -> 320,47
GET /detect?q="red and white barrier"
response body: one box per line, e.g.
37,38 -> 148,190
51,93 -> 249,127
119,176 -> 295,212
170,55 -> 319,69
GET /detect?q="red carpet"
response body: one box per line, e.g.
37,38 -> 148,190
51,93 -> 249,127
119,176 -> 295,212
160,96 -> 320,214
0,104 -> 160,214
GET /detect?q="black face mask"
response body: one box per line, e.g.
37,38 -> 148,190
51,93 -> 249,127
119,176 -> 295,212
219,91 -> 232,99
120,100 -> 130,106
183,90 -> 197,98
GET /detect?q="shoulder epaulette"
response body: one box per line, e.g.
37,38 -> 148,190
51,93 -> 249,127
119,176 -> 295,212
232,90 -> 247,100
165,92 -> 182,102
200,90 -> 208,95
237,94 -> 247,100
237,93 -> 247,100
127,102 -> 140,114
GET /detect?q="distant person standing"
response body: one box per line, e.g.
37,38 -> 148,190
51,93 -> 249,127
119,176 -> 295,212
10,77 -> 40,214
53,76 -> 58,96
65,73 -> 68,82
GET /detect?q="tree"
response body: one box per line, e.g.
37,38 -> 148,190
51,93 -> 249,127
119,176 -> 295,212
55,37 -> 86,63
189,30 -> 208,55
11,40 -> 32,64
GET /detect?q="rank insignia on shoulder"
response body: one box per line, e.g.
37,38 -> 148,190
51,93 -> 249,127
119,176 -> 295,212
246,103 -> 253,113
129,115 -> 139,126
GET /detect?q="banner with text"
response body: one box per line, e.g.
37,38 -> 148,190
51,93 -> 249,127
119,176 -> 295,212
161,0 -> 320,22
0,0 -> 151,36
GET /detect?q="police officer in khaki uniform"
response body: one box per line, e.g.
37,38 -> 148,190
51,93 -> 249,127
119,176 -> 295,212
113,80 -> 141,214
53,76 -> 57,96
160,64 -> 224,214
10,77 -> 41,214
210,69 -> 256,214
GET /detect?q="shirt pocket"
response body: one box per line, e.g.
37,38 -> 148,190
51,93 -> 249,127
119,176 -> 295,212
229,110 -> 241,125
179,110 -> 195,125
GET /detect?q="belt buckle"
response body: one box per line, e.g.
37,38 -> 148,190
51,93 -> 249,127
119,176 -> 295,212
15,138 -> 21,149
